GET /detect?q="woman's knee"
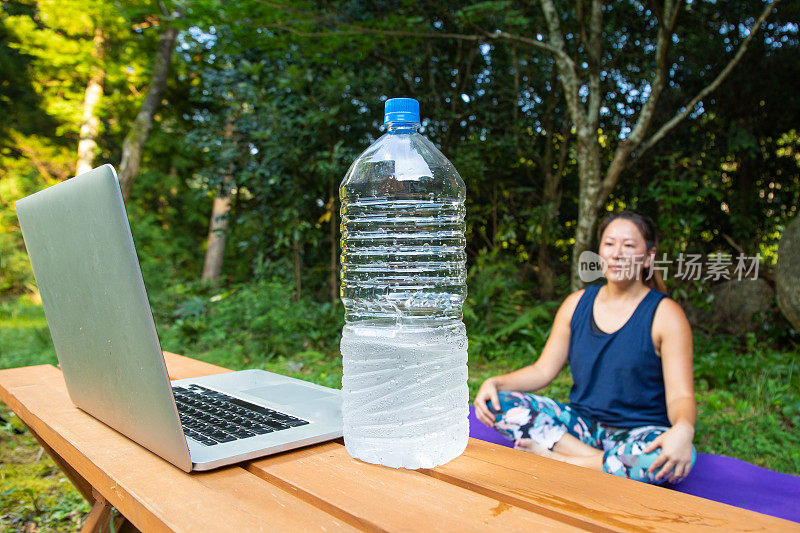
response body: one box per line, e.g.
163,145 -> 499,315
491,391 -> 537,426
491,392 -> 533,440
491,391 -> 564,420
491,392 -> 565,445
602,448 -> 663,484
603,445 -> 697,485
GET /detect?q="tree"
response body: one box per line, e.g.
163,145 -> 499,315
538,0 -> 782,289
1,0 -> 119,294
2,0 -> 104,183
181,10 -> 414,296
75,27 -> 106,175
118,18 -> 179,201
264,0 -> 785,290
624,0 -> 800,266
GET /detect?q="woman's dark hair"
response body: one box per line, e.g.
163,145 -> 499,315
597,210 -> 667,294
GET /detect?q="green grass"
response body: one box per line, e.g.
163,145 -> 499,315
1,405 -> 90,531
0,298 -> 58,370
1,284 -> 799,530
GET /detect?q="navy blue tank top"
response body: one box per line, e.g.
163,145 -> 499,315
568,284 -> 670,428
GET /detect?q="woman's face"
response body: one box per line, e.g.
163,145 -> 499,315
598,218 -> 653,283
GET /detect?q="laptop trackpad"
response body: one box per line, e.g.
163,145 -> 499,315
242,383 -> 335,405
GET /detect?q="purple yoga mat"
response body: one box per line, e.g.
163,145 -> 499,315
468,405 -> 800,524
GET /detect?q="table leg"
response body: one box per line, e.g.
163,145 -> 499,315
80,490 -> 112,533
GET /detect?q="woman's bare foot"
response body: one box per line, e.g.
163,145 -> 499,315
514,438 -> 553,458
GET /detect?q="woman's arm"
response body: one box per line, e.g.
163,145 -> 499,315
645,298 -> 697,482
473,290 -> 584,426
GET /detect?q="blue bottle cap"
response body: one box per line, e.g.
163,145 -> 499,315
384,98 -> 420,124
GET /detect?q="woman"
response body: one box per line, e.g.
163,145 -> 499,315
474,211 -> 697,484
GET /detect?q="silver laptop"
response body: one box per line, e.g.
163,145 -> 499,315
15,164 -> 342,472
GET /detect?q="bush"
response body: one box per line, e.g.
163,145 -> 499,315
464,248 -> 558,364
152,280 -> 344,368
693,331 -> 800,472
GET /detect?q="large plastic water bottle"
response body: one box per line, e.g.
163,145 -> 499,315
339,98 -> 469,469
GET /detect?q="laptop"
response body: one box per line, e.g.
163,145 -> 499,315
15,164 -> 343,472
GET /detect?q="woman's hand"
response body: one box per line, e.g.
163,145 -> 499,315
645,421 -> 695,482
473,378 -> 501,427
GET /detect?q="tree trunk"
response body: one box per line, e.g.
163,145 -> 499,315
730,153 -> 760,249
75,28 -> 105,176
200,119 -> 235,282
201,194 -> 231,282
118,25 -> 178,202
571,139 -> 603,291
537,160 -> 565,300
278,0 -> 780,294
537,241 -> 555,300
534,76 -> 567,300
491,180 -> 498,245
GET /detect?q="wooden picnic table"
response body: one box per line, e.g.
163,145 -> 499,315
0,352 -> 797,532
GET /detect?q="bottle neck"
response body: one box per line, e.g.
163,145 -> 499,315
385,121 -> 420,134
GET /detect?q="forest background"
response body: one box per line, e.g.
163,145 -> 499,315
1,0 -> 799,530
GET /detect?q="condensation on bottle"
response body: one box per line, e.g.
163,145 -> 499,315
339,97 -> 469,469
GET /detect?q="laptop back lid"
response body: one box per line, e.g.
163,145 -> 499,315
15,165 -> 191,471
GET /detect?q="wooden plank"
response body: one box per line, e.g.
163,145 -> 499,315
244,442 -> 592,531
158,353 -> 798,531
0,364 -> 352,533
18,425 -> 133,533
420,439 -> 800,532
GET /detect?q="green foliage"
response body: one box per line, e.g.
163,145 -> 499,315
0,135 -> 70,295
694,332 -> 800,403
2,0 -> 799,303
151,280 -> 345,378
637,154 -> 723,257
692,331 -> 800,472
464,248 -> 558,362
0,0 -> 188,299
127,165 -> 210,290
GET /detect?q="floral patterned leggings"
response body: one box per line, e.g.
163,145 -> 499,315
491,391 -> 696,485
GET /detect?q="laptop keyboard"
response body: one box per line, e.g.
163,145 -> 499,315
172,384 -> 309,447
